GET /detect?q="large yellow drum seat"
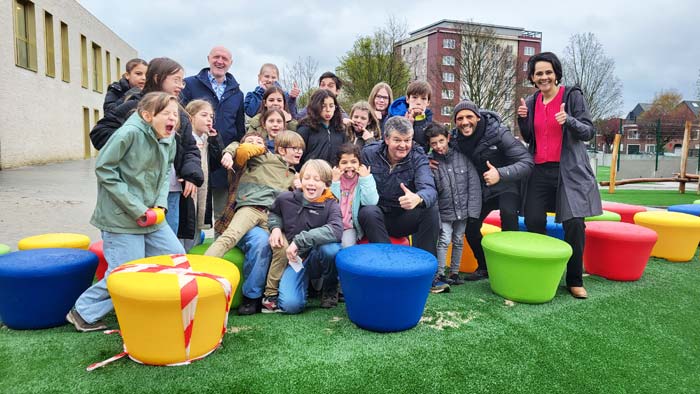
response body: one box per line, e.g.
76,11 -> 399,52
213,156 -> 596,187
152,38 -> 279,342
634,211 -> 700,262
107,254 -> 240,366
18,233 -> 90,250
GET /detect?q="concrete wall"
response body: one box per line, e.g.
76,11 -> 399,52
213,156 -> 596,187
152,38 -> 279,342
0,0 -> 137,169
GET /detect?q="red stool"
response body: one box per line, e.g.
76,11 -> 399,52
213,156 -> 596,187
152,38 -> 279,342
483,210 -> 501,228
88,241 -> 108,280
583,221 -> 658,281
601,202 -> 647,224
358,236 -> 410,246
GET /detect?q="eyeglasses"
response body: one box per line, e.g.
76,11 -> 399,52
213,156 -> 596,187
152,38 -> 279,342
375,95 -> 390,101
170,78 -> 186,88
283,146 -> 303,152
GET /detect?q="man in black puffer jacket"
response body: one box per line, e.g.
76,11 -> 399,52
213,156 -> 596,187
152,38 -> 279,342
452,100 -> 533,280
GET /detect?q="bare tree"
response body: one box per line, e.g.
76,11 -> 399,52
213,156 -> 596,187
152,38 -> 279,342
436,23 -> 518,123
281,56 -> 320,108
336,16 -> 411,105
561,32 -> 623,121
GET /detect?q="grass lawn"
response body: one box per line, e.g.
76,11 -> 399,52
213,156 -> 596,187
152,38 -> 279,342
599,189 -> 699,207
596,165 -> 610,183
1,255 -> 699,394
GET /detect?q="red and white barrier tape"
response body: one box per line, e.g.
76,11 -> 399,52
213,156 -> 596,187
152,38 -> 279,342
87,254 -> 232,371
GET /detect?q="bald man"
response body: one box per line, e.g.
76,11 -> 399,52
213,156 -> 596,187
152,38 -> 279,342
181,46 -> 245,222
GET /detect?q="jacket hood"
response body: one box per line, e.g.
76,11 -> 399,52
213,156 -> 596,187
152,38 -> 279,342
388,96 -> 434,118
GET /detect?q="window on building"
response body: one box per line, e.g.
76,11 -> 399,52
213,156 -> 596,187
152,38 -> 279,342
442,56 -> 455,66
442,72 -> 455,83
524,46 -> 535,56
13,0 -> 37,71
44,11 -> 55,77
443,38 -> 456,49
60,21 -> 69,82
80,34 -> 88,88
441,106 -> 453,116
83,107 -> 91,158
116,57 -> 121,80
105,50 -> 111,88
628,130 -> 640,140
92,42 -> 103,93
627,144 -> 640,154
645,145 -> 655,154
441,89 -> 454,100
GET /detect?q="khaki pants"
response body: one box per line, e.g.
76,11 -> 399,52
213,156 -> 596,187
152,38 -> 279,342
205,206 -> 268,258
265,237 -> 289,297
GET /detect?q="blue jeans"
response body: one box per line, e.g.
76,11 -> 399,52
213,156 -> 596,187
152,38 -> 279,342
165,192 -> 180,235
278,243 -> 341,314
74,226 -> 185,323
237,226 -> 272,299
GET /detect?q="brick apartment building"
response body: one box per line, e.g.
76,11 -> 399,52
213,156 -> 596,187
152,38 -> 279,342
394,19 -> 542,130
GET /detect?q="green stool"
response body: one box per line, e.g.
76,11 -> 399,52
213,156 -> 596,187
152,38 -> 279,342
189,239 -> 245,309
0,244 -> 10,255
585,210 -> 622,222
694,199 -> 700,205
482,232 -> 572,304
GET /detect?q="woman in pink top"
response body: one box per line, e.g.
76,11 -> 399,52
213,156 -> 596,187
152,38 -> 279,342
517,52 -> 602,300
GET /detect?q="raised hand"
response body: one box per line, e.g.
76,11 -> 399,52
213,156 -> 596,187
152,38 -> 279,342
555,103 -> 567,125
357,165 -> 371,178
290,81 -> 301,98
221,152 -> 234,170
332,166 -> 342,182
482,160 -> 500,186
517,98 -> 528,118
398,182 -> 422,210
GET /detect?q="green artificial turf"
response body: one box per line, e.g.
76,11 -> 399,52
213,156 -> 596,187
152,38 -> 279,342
599,189 -> 700,207
1,256 -> 699,394
596,165 -> 610,182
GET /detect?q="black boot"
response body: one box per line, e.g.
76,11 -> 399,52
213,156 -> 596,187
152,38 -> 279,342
463,270 -> 489,281
237,296 -> 261,315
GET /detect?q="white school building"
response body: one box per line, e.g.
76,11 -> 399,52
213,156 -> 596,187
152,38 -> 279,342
0,0 -> 137,169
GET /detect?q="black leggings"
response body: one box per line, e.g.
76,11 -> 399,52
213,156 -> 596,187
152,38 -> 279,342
524,163 -> 585,287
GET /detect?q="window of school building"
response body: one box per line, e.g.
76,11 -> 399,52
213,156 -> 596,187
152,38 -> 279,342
80,34 -> 88,88
13,0 -> 37,71
60,21 -> 69,82
441,89 -> 454,100
92,42 -> 103,93
442,56 -> 455,66
44,11 -> 55,77
524,46 -> 535,56
441,106 -> 453,116
442,72 -> 455,83
443,39 -> 456,49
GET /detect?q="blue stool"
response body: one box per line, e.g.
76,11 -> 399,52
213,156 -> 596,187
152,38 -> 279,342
518,216 -> 565,240
668,204 -> 700,217
336,244 -> 436,333
0,249 -> 98,329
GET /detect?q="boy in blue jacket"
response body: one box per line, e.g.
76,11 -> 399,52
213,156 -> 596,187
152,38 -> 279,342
388,80 -> 433,152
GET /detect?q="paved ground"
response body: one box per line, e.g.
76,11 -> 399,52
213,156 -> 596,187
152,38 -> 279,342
0,159 -> 100,249
0,158 -> 683,250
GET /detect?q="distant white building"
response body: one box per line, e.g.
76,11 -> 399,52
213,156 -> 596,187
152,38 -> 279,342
0,0 -> 137,169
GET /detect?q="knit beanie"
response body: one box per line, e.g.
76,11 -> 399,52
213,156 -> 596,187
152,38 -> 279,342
452,100 -> 481,123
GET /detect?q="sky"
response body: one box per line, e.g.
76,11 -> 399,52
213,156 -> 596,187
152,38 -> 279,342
78,0 -> 699,116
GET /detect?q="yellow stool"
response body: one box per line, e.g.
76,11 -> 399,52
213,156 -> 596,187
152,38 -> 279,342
18,233 -> 90,250
447,223 -> 501,273
634,211 -> 700,262
107,254 -> 240,366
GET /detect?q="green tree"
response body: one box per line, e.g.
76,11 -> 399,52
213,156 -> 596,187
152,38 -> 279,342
336,17 -> 411,106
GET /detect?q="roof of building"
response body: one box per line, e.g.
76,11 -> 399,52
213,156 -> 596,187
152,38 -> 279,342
680,100 -> 700,116
397,19 -> 541,45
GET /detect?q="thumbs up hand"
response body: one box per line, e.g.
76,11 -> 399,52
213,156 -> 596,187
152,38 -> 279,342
517,98 -> 528,118
398,182 -> 423,210
290,81 -> 300,98
483,160 -> 501,186
555,103 -> 567,125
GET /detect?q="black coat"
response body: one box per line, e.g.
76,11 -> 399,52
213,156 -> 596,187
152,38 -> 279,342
103,78 -> 139,113
517,86 -> 602,221
455,110 -> 533,201
296,124 -> 347,166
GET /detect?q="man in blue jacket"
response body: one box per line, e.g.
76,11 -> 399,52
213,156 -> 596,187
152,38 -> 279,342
359,117 -> 439,257
180,46 -> 245,221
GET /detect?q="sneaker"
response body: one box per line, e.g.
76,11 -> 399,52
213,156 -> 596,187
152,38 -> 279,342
320,291 -> 339,308
438,274 -> 454,285
448,273 -> 465,285
463,270 -> 489,281
66,309 -> 107,332
237,296 -> 261,315
430,279 -> 451,294
261,296 -> 280,313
